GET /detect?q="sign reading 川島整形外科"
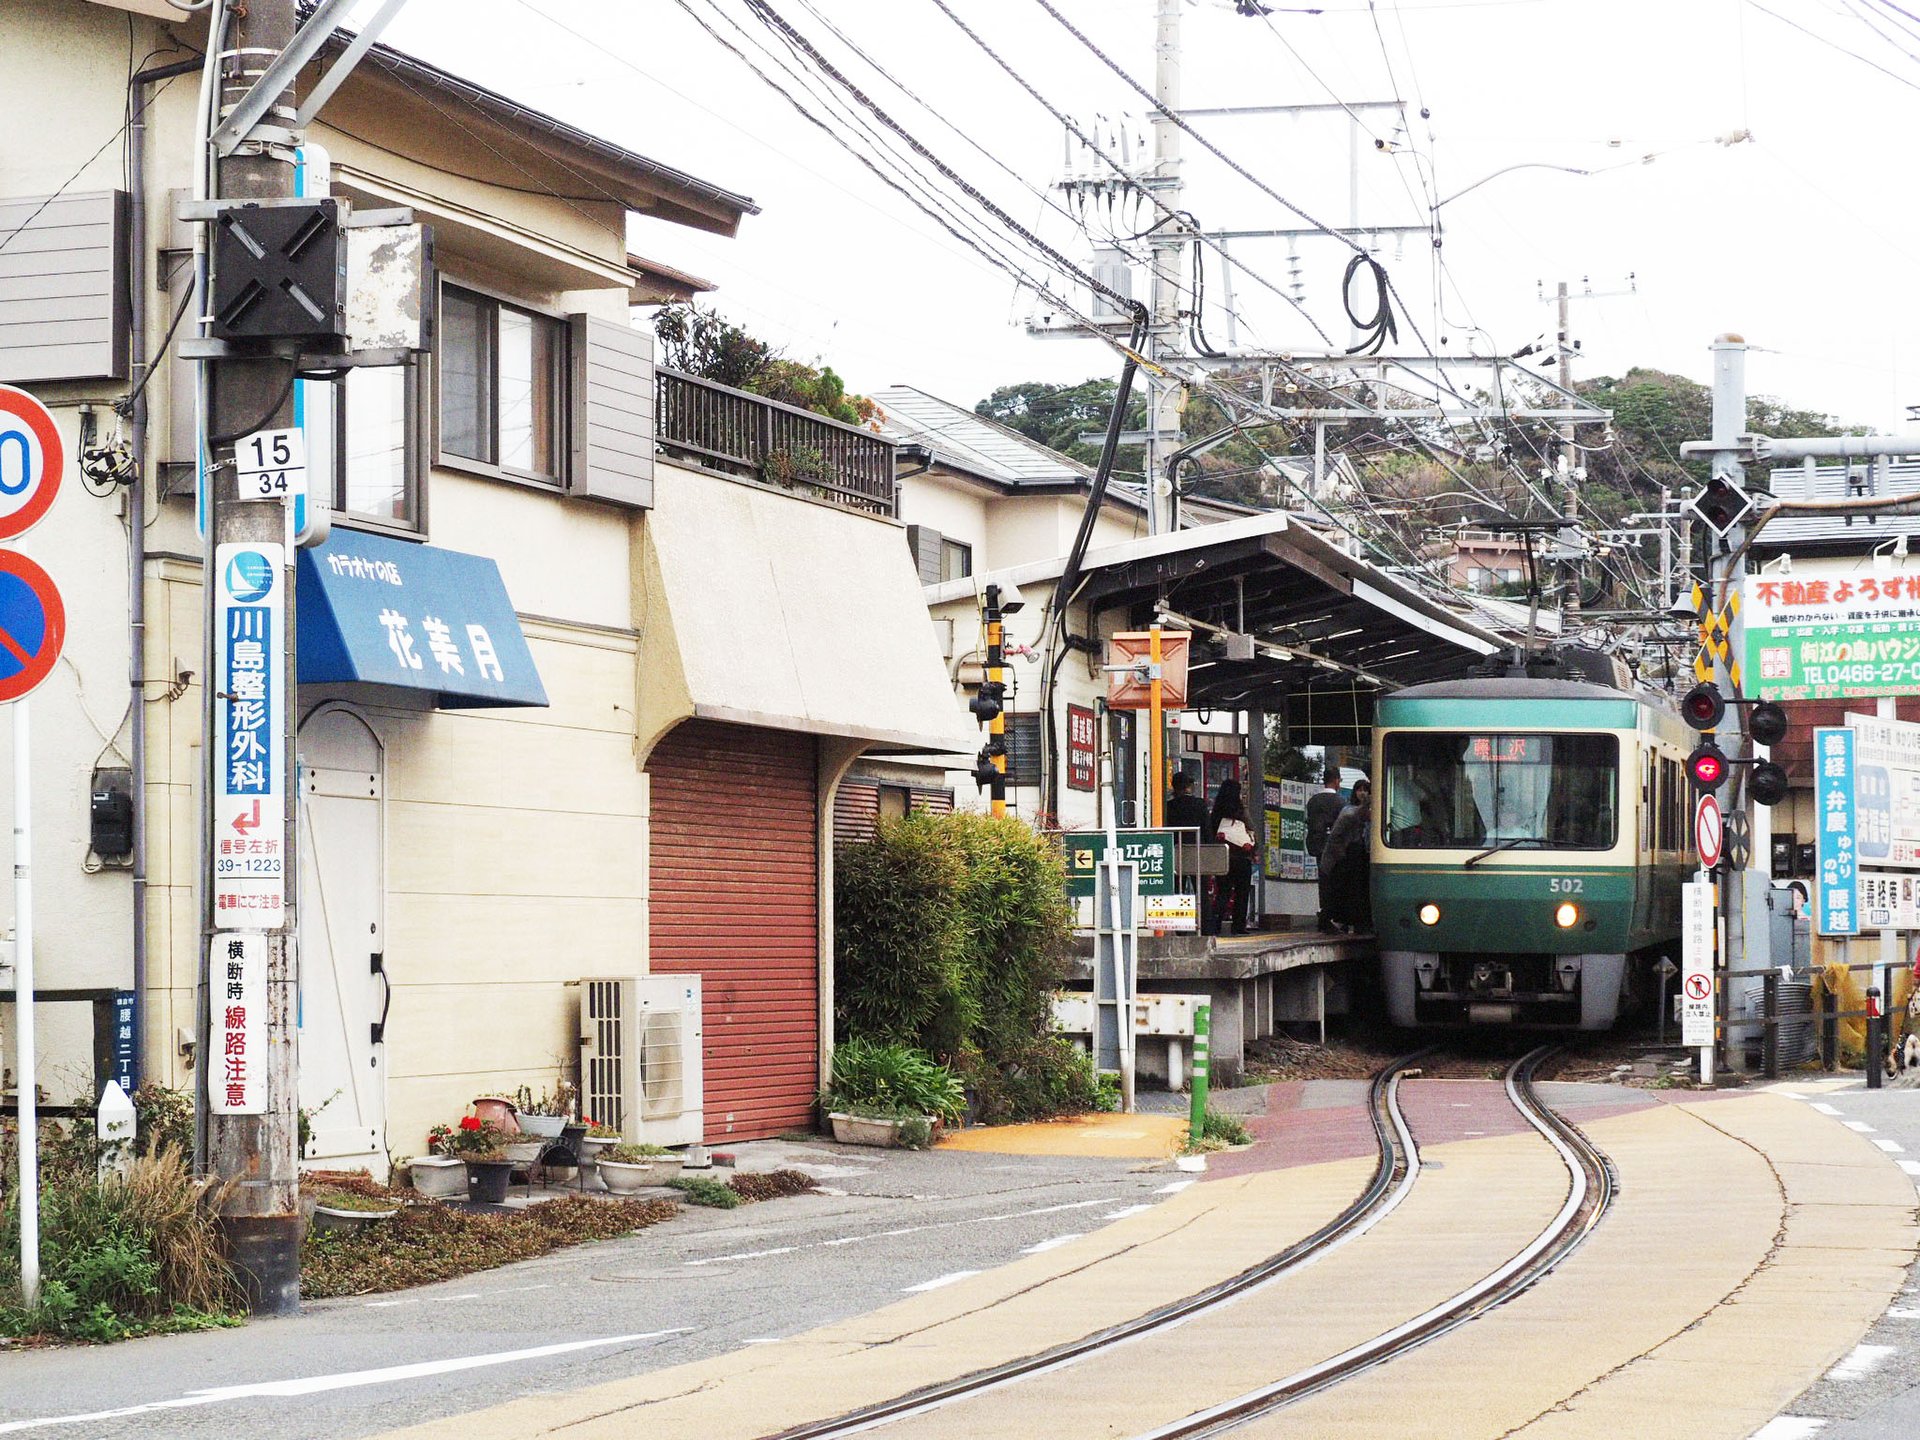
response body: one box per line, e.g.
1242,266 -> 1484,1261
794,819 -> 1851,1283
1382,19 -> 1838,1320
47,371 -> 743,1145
1745,554 -> 1920,700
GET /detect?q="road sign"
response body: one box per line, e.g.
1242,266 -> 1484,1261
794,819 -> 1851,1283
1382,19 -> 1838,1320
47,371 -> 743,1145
1694,793 -> 1723,869
1723,811 -> 1751,872
0,385 -> 65,542
234,427 -> 306,503
1681,877 -> 1715,1047
213,541 -> 286,926
0,552 -> 65,704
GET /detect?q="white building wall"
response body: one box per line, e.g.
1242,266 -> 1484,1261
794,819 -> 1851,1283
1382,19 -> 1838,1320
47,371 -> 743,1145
897,478 -> 989,559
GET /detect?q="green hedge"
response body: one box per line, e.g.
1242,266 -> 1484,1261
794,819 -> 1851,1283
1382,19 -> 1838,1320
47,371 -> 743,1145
835,812 -> 1091,1121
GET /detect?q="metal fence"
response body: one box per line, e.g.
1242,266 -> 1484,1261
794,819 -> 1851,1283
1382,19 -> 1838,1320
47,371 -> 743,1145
655,368 -> 896,517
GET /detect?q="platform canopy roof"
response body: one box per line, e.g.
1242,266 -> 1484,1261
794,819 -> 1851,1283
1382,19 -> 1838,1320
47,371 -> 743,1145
925,511 -> 1511,745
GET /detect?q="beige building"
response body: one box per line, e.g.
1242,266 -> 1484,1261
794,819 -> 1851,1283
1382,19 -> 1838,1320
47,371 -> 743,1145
0,0 -> 964,1173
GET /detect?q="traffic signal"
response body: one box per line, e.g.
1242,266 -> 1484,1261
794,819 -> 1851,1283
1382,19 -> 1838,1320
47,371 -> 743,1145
1687,739 -> 1728,791
1750,760 -> 1789,806
1681,682 -> 1724,731
971,741 -> 1004,789
1749,700 -> 1788,747
1686,476 -> 1756,539
968,679 -> 1005,724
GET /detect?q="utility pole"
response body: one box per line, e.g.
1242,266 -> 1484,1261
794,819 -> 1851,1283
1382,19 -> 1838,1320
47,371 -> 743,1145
1556,281 -> 1581,619
984,585 -> 1007,819
203,0 -> 302,1315
1144,0 -> 1185,538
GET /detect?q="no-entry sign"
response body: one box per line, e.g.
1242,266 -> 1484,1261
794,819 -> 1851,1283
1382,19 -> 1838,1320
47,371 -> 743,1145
0,551 -> 65,704
1694,793 -> 1723,869
0,385 -> 64,543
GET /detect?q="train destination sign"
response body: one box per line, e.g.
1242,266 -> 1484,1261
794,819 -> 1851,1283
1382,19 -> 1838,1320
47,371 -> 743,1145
1746,554 -> 1920,701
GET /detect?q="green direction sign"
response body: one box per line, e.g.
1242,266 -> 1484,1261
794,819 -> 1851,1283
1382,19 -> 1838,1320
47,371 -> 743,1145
1064,830 -> 1179,897
1744,558 -> 1920,701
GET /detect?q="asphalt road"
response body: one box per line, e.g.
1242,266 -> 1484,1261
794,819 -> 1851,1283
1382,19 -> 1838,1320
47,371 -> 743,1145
0,1139 -> 1184,1440
1756,1079 -> 1920,1440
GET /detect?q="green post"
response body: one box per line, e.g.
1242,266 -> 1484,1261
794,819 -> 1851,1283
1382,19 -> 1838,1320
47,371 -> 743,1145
1189,1004 -> 1211,1145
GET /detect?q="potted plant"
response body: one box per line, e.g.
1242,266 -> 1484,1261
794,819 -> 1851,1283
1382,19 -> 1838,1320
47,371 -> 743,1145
577,1119 -> 621,1162
597,1143 -> 684,1194
417,1116 -> 512,1201
310,1189 -> 400,1231
817,1039 -> 965,1148
514,1081 -> 575,1140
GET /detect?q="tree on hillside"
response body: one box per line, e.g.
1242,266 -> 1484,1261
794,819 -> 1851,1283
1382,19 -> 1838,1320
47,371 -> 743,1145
653,303 -> 876,428
975,379 -> 1146,471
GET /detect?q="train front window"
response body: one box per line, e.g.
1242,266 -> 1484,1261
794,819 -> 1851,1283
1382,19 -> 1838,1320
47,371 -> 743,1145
1383,733 -> 1618,850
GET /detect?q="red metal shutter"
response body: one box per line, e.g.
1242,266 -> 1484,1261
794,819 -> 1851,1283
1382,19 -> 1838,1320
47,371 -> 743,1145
648,721 -> 819,1141
833,778 -> 881,853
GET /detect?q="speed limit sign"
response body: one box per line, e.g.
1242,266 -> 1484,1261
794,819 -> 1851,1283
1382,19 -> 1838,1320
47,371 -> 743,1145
234,427 -> 307,503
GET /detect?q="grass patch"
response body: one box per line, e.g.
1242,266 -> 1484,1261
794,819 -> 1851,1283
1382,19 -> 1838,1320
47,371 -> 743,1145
302,1195 -> 675,1299
666,1176 -> 741,1209
1181,1109 -> 1253,1155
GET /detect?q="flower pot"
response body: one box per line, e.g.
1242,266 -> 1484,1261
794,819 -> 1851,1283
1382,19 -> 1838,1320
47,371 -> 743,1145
830,1112 -> 908,1148
472,1097 -> 519,1132
408,1156 -> 467,1200
312,1201 -> 400,1232
518,1114 -> 567,1140
503,1139 -> 545,1166
466,1158 -> 513,1204
598,1156 -> 684,1194
578,1135 -> 617,1161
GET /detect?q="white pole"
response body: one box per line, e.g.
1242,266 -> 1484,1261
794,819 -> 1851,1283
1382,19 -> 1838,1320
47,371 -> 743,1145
14,696 -> 38,1307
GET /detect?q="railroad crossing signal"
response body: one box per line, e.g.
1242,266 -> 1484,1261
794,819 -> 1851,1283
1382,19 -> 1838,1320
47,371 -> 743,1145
1686,476 -> 1758,539
1687,739 -> 1728,791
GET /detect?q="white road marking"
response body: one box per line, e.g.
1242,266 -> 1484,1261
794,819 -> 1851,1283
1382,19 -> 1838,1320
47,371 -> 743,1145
1748,1419 -> 1827,1439
0,1331 -> 693,1434
685,1246 -> 796,1267
1154,1179 -> 1196,1195
1825,1343 -> 1897,1382
1812,1103 -> 1843,1116
818,1196 -> 1124,1250
1102,1205 -> 1152,1220
903,1270 -> 979,1293
742,1338 -> 786,1345
1898,1160 -> 1920,1177
1888,1308 -> 1920,1319
1842,1120 -> 1876,1133
1020,1234 -> 1084,1255
1872,1138 -> 1905,1153
1778,1091 -> 1808,1100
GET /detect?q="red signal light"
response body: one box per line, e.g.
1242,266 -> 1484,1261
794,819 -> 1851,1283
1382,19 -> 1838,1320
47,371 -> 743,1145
1681,683 -> 1724,732
1687,741 -> 1728,790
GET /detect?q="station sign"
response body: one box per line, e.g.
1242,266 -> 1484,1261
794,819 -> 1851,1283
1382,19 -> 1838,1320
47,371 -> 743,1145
213,542 -> 286,926
1746,554 -> 1920,701
1065,830 -> 1180,897
1680,877 -> 1715,1047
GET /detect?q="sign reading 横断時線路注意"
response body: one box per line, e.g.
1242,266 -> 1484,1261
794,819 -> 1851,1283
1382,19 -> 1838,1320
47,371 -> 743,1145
210,933 -> 266,1115
1745,555 -> 1920,701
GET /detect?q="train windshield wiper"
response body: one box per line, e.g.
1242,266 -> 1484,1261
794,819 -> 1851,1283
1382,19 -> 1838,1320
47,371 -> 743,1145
1462,836 -> 1544,868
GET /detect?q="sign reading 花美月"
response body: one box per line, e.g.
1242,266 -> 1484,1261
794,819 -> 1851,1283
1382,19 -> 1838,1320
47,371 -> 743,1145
1746,554 -> 1920,701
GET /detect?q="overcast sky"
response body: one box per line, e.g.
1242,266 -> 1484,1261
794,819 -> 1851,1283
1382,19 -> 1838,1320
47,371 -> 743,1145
373,0 -> 1920,433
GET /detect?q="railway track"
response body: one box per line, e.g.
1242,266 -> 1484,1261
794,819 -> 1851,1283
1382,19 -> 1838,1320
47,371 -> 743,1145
764,1046 -> 1613,1440
1132,1045 -> 1616,1439
765,1049 -> 1432,1440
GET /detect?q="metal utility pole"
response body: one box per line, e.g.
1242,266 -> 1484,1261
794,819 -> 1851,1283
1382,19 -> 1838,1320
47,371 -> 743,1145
985,585 -> 1007,818
203,0 -> 303,1315
1556,281 -> 1581,619
1144,0 -> 1185,537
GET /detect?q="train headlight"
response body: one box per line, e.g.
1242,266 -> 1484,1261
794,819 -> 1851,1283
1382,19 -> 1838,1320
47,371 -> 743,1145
1418,903 -> 1441,926
1554,901 -> 1580,929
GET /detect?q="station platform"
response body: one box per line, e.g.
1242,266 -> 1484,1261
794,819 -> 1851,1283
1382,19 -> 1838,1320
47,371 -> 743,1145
1066,928 -> 1374,1085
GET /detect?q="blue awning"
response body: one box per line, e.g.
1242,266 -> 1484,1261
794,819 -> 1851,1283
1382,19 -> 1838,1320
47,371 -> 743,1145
296,530 -> 548,708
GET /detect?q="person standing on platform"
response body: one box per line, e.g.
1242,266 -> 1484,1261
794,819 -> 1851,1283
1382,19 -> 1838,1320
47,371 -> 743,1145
1321,779 -> 1373,933
1210,778 -> 1257,936
1306,767 -> 1346,933
1166,771 -> 1216,935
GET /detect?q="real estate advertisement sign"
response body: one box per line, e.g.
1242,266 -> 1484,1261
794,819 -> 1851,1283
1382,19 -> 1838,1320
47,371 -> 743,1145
1746,555 -> 1920,701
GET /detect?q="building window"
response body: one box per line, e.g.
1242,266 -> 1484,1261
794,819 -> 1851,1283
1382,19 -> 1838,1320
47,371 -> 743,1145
439,284 -> 566,484
1004,712 -> 1043,788
300,369 -> 422,531
877,784 -> 912,821
940,538 -> 972,582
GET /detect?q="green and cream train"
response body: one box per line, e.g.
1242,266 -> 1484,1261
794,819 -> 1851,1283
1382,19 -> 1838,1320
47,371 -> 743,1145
1371,671 -> 1696,1030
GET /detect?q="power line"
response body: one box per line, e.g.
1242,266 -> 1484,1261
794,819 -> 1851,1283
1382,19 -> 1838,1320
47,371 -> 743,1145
1743,0 -> 1920,92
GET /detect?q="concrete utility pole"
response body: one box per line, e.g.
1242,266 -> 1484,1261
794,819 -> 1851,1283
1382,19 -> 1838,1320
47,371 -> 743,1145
1145,0 -> 1186,538
204,0 -> 302,1315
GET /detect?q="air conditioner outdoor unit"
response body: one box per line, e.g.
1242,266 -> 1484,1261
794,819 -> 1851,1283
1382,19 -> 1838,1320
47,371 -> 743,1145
580,975 -> 704,1148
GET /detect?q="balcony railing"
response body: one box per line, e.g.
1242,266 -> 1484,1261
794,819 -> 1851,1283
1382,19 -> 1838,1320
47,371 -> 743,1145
655,368 -> 897,517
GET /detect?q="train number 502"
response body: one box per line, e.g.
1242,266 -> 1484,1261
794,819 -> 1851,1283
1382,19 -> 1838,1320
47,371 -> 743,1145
1549,878 -> 1585,894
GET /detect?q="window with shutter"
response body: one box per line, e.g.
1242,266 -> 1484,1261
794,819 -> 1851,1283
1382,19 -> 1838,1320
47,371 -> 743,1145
904,525 -> 944,585
1005,712 -> 1043,788
568,312 -> 655,509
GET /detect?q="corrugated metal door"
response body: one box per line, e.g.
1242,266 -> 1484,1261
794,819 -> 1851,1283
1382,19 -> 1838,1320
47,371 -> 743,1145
648,721 -> 818,1140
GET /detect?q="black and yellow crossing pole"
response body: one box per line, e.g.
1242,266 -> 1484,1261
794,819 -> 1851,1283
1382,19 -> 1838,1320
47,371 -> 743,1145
970,584 -> 1009,816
